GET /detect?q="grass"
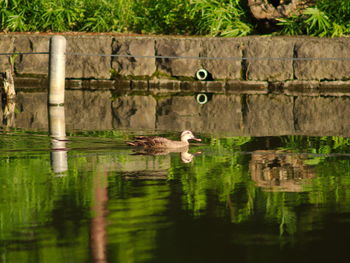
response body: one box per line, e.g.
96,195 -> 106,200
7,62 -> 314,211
0,0 -> 252,36
277,0 -> 350,37
0,0 -> 349,37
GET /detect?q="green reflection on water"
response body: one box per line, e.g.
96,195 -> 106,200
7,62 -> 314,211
0,153 -> 93,262
1,132 -> 350,262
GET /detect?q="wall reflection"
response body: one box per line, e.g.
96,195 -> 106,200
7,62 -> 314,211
249,150 -> 315,192
10,90 -> 350,137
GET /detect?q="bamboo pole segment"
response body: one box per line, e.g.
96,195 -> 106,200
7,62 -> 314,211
49,105 -> 67,174
49,36 -> 66,105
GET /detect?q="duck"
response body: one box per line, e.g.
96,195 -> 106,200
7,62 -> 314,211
127,130 -> 201,149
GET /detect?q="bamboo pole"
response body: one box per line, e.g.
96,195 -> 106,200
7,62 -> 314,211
49,36 -> 66,105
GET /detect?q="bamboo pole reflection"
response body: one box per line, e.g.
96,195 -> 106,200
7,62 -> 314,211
49,105 -> 68,174
91,170 -> 108,263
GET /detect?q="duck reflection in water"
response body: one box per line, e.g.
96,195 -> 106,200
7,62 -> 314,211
127,130 -> 202,163
130,147 -> 200,163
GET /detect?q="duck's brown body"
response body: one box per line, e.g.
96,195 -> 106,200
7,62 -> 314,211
127,136 -> 188,148
127,130 -> 201,149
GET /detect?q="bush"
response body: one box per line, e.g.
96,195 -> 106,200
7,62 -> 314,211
0,0 -> 253,36
0,0 -> 349,37
278,0 -> 350,37
190,0 -> 253,36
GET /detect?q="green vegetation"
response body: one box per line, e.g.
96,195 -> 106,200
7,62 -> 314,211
0,0 -> 251,36
2,0 -> 349,37
179,135 -> 350,240
278,0 -> 350,37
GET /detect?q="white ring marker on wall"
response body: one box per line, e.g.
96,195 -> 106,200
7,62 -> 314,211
196,93 -> 208,104
196,69 -> 209,80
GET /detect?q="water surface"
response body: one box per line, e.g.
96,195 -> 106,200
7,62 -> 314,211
1,130 -> 350,263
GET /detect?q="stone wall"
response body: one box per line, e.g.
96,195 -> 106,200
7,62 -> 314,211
1,33 -> 350,82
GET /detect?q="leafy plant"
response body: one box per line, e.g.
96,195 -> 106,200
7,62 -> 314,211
1,0 -> 349,37
278,0 -> 350,37
39,0 -> 84,31
189,0 -> 253,36
129,0 -> 196,34
80,0 -> 129,32
303,7 -> 331,36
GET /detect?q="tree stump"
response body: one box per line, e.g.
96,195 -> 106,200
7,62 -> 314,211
2,65 -> 16,127
3,69 -> 16,101
248,0 -> 315,20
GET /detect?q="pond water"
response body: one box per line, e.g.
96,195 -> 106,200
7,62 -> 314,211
1,129 -> 350,263
2,89 -> 350,262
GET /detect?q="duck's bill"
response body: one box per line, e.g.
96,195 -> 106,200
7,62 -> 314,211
192,138 -> 202,142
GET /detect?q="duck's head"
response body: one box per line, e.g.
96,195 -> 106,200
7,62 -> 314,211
181,130 -> 201,142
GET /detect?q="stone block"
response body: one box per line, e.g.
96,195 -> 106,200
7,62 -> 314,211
13,77 -> 47,91
131,80 -> 148,91
156,96 -> 202,132
156,95 -> 243,134
15,92 -> 48,129
149,79 -> 181,94
14,35 -> 50,75
115,79 -> 132,90
87,79 -> 114,90
318,81 -> 350,96
226,80 -> 268,94
245,37 -> 294,81
180,81 -> 206,93
205,81 -> 225,93
66,79 -> 82,89
283,80 -> 320,96
156,38 -> 202,77
66,35 -> 113,79
178,81 -> 225,93
156,96 -> 203,131
294,38 -> 350,80
245,94 -> 294,136
201,95 -> 243,134
65,90 -> 113,130
201,38 -> 243,80
294,96 -> 350,136
112,95 -> 156,129
284,80 -> 350,97
0,35 -> 15,73
112,37 -> 156,76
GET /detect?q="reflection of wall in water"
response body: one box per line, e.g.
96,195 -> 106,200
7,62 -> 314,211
7,90 -> 113,131
65,90 -> 113,130
112,95 -> 156,130
107,93 -> 350,136
7,89 -> 350,136
249,150 -> 315,192
13,92 -> 48,129
112,94 -> 243,133
156,95 -> 243,133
